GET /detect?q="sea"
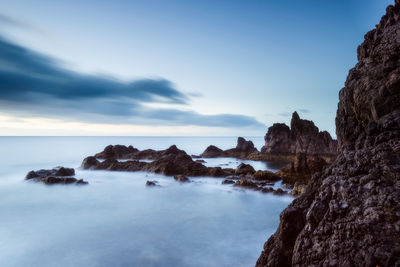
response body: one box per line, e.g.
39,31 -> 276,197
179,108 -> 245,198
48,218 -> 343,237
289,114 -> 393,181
0,136 -> 293,267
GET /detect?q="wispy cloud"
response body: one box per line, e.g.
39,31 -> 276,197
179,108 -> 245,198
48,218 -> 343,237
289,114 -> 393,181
0,36 -> 264,129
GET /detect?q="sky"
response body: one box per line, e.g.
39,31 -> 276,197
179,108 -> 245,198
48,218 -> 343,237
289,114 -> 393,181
0,0 -> 394,136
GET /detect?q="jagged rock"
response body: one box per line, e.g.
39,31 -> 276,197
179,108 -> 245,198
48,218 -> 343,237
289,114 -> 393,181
256,2 -> 400,266
277,153 -> 327,184
174,175 -> 189,182
261,123 -> 291,154
253,170 -> 281,181
235,137 -> 256,152
25,167 -> 88,185
235,163 -> 256,175
261,112 -> 337,156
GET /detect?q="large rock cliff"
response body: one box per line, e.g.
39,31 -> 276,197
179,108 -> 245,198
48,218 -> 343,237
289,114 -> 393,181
256,2 -> 400,266
261,112 -> 337,156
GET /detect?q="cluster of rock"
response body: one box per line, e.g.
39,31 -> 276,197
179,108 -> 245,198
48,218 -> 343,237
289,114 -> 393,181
256,2 -> 400,266
225,163 -> 288,195
198,119 -> 337,189
83,145 -> 230,177
257,112 -> 338,190
82,144 -> 290,194
25,167 -> 88,185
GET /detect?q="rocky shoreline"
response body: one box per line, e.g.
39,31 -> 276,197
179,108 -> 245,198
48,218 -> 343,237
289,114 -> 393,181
25,112 -> 337,197
256,2 -> 400,266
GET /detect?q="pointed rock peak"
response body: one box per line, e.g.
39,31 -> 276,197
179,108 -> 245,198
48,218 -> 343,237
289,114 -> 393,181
292,111 -> 300,121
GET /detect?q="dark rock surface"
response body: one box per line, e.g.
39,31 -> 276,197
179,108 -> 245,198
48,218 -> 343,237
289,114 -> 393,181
256,2 -> 400,266
82,145 -> 232,177
201,145 -> 224,157
146,180 -> 157,186
200,137 -> 258,158
235,163 -> 256,175
174,175 -> 190,182
222,179 -> 235,184
277,153 -> 327,185
25,167 -> 88,185
236,137 -> 256,152
253,170 -> 281,181
261,112 -> 337,156
234,178 -> 258,189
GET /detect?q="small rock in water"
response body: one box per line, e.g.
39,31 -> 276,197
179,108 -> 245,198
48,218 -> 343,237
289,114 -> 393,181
174,175 -> 190,182
273,188 -> 287,195
146,180 -> 158,186
222,179 -> 235,184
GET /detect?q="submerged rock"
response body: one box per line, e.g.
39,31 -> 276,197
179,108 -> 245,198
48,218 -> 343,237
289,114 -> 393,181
256,2 -> 400,266
146,180 -> 157,186
174,175 -> 190,182
222,179 -> 235,184
25,167 -> 87,185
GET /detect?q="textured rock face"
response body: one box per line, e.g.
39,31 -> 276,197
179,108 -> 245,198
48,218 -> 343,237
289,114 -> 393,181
256,2 -> 400,267
261,112 -> 337,156
236,137 -> 256,152
277,153 -> 327,184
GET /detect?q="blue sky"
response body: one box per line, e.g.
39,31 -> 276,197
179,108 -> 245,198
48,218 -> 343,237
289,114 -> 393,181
0,0 -> 394,136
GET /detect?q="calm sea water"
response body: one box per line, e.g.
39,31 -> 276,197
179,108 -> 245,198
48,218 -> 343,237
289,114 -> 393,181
0,136 -> 292,267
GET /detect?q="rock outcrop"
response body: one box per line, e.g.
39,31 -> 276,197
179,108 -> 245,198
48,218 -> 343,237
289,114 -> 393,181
25,167 -> 88,185
261,112 -> 337,157
256,2 -> 400,266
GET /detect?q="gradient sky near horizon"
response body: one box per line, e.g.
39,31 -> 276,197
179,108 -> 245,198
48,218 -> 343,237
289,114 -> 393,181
0,0 -> 394,136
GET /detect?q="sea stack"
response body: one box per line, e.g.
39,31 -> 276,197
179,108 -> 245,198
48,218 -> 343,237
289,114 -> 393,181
256,1 -> 400,266
261,111 -> 337,156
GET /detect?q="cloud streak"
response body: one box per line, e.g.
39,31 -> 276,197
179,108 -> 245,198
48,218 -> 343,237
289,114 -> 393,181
0,36 -> 264,129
